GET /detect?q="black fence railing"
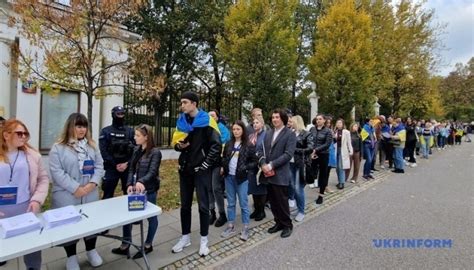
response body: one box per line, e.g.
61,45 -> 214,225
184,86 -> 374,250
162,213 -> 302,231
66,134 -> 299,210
123,85 -> 243,148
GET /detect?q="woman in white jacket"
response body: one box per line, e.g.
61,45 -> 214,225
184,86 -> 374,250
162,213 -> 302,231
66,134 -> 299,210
333,119 -> 353,189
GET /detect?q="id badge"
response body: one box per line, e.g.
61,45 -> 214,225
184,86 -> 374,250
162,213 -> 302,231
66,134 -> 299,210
0,186 -> 18,205
82,160 -> 95,175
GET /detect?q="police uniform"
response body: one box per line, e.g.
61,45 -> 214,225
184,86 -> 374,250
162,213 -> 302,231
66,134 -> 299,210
99,106 -> 135,199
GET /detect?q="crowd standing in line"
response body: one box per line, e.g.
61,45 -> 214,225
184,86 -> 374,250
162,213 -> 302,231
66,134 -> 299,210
0,90 -> 472,269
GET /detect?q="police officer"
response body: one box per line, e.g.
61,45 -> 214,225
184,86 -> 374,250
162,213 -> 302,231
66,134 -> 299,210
99,106 -> 135,199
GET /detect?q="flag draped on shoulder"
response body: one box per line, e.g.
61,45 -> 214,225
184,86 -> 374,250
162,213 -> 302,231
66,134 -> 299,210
393,124 -> 406,142
171,110 -> 220,147
361,124 -> 374,142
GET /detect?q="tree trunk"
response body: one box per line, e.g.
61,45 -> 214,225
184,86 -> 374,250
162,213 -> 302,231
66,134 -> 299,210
87,91 -> 93,133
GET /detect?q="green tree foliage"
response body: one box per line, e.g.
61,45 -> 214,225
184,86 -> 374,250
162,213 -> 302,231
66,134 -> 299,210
367,0 -> 440,117
218,0 -> 299,116
440,58 -> 474,121
308,0 -> 375,121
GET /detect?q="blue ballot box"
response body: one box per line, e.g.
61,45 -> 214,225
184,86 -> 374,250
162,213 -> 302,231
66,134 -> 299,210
128,193 -> 147,211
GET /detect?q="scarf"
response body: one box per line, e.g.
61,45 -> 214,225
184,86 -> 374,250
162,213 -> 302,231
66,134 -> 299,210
171,109 -> 220,146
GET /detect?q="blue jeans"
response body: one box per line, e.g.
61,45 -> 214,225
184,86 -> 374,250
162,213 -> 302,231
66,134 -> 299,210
288,164 -> 296,201
123,192 -> 159,245
290,163 -> 306,214
336,154 -> 345,184
422,136 -> 431,158
225,175 -> 250,225
393,147 -> 405,170
363,143 -> 374,176
438,135 -> 446,148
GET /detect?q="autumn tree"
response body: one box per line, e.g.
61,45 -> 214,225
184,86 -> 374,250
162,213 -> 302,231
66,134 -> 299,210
440,58 -> 474,120
309,0 -> 375,121
218,0 -> 299,116
372,0 -> 440,116
9,0 -> 159,127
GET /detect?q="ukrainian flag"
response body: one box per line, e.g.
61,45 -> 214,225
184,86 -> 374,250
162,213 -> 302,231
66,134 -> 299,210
420,135 -> 434,147
361,124 -> 374,142
172,110 -> 220,147
393,124 -> 406,142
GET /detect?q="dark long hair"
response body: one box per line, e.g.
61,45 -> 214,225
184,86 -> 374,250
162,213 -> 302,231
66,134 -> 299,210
230,120 -> 248,146
57,113 -> 96,148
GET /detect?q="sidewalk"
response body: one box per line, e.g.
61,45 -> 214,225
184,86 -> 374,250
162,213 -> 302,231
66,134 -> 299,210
3,167 -> 392,270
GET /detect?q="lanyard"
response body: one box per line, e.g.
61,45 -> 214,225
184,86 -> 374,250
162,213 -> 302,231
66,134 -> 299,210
8,150 -> 20,183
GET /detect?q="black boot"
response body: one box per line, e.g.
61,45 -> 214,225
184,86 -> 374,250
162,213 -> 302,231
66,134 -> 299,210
209,209 -> 217,225
315,195 -> 323,204
254,209 -> 266,221
214,213 -> 227,227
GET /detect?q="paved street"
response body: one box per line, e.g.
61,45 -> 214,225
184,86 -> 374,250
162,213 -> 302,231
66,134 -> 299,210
216,143 -> 474,270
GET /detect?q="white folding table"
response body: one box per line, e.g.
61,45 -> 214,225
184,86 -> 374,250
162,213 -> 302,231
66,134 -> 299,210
0,195 -> 162,270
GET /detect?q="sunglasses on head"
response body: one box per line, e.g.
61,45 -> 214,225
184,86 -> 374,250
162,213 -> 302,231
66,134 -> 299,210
140,125 -> 148,135
12,131 -> 30,138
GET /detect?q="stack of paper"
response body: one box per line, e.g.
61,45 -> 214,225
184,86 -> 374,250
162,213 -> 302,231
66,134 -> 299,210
0,212 -> 42,239
43,205 -> 82,229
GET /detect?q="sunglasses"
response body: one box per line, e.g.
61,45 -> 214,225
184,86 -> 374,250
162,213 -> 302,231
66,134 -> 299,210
12,131 -> 30,138
140,125 -> 148,135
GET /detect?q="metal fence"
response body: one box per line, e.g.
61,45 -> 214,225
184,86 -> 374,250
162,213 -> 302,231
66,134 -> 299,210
123,85 -> 243,148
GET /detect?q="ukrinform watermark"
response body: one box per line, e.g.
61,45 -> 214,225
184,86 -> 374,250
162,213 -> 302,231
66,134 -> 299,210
372,239 -> 453,249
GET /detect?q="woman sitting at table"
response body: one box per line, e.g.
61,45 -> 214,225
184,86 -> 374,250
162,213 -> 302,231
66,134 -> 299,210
49,113 -> 104,270
111,124 -> 161,259
0,119 -> 49,270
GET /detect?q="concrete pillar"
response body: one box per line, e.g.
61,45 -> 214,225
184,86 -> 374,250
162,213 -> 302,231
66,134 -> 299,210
307,82 -> 319,122
374,97 -> 381,116
0,40 -> 11,118
351,106 -> 355,122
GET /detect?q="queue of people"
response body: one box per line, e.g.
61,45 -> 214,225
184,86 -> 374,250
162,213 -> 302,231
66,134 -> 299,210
1,90 -> 472,269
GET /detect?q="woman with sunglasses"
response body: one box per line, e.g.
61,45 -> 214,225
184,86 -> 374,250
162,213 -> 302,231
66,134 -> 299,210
49,113 -> 104,270
0,119 -> 49,269
111,124 -> 161,259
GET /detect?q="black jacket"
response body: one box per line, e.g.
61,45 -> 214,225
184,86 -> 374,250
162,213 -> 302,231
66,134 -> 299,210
222,141 -> 257,183
406,123 -> 417,142
127,147 -> 162,193
174,118 -> 222,174
99,124 -> 135,168
294,130 -> 314,168
310,126 -> 333,154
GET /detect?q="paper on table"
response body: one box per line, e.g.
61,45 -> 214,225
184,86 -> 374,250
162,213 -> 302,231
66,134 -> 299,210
0,212 -> 42,239
42,205 -> 82,229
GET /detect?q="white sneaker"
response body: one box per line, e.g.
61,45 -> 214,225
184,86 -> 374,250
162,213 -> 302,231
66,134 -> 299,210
410,163 -> 417,168
86,249 -> 103,267
295,213 -> 305,222
288,199 -> 296,208
308,183 -> 316,188
66,255 -> 80,270
199,236 -> 209,257
171,234 -> 191,253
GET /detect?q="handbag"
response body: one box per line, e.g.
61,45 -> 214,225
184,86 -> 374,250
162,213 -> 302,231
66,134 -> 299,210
300,155 -> 315,184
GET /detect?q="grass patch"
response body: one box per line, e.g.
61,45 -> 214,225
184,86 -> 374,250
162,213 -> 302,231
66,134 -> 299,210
41,159 -> 183,212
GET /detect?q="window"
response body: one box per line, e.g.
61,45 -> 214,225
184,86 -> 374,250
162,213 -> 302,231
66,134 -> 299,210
40,90 -> 79,152
55,0 -> 71,7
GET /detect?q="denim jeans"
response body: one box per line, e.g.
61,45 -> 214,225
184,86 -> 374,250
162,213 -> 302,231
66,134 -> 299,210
393,147 -> 405,170
288,164 -> 296,201
336,153 -> 345,184
438,135 -> 446,148
422,136 -> 431,158
123,192 -> 159,245
225,175 -> 250,225
363,143 -> 374,176
290,163 -> 306,214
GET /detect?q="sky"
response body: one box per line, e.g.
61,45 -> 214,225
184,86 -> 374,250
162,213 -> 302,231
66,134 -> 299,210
423,0 -> 474,75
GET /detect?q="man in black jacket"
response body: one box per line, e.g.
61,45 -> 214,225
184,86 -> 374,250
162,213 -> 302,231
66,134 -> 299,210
257,109 -> 296,238
171,91 -> 222,257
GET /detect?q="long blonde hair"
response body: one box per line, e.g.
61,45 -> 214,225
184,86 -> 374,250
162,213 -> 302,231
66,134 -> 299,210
57,113 -> 96,148
292,115 -> 306,132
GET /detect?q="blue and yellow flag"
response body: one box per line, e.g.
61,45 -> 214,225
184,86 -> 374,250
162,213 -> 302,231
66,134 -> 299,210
171,110 -> 220,147
361,124 -> 374,142
420,135 -> 434,147
393,124 -> 406,142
